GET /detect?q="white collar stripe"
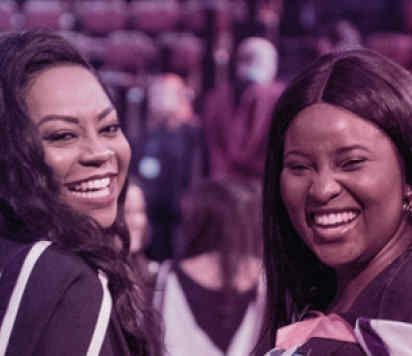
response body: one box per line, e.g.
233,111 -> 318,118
0,240 -> 52,355
86,270 -> 112,356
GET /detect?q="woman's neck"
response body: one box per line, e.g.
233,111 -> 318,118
329,221 -> 412,313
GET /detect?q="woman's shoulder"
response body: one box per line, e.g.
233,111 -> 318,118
34,243 -> 103,296
0,241 -> 119,356
1,240 -> 102,300
41,243 -> 96,274
350,250 -> 412,323
358,249 -> 412,298
0,238 -> 93,269
385,249 -> 412,288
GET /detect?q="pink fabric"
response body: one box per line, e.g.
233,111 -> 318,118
276,312 -> 357,350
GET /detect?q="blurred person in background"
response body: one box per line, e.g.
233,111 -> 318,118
146,73 -> 195,130
153,178 -> 265,356
124,178 -> 159,279
316,20 -> 362,55
132,73 -> 208,262
232,0 -> 283,46
279,0 -> 318,36
125,179 -> 149,258
203,36 -> 284,179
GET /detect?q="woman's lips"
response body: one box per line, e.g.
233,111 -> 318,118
311,210 -> 359,228
68,176 -> 111,192
64,175 -> 117,205
307,209 -> 360,241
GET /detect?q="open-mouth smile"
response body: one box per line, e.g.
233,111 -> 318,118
65,176 -> 115,199
308,209 -> 360,229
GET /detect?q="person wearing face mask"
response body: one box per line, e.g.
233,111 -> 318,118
260,49 -> 412,355
0,31 -> 161,356
132,74 -> 208,262
203,36 -> 284,179
235,37 -> 279,85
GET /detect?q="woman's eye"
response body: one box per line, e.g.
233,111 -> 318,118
341,158 -> 366,170
284,162 -> 310,174
291,164 -> 307,170
44,131 -> 76,142
101,124 -> 121,136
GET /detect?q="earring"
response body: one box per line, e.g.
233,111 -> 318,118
403,187 -> 412,215
403,199 -> 412,215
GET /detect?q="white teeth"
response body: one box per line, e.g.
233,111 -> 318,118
69,187 -> 110,198
71,177 -> 111,192
313,211 -> 357,226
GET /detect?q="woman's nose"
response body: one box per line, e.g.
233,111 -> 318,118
308,170 -> 342,205
79,139 -> 115,166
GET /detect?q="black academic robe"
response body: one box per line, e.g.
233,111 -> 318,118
0,238 -> 132,356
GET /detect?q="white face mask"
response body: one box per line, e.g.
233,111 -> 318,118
237,64 -> 272,84
236,37 -> 278,85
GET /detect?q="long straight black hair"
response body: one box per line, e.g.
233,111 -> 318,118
261,48 -> 412,346
0,31 -> 161,355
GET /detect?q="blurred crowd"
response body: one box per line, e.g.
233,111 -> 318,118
5,0 -> 411,264
4,1 -> 412,353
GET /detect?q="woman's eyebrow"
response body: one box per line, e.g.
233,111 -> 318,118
283,150 -> 311,159
335,145 -> 371,155
36,106 -> 114,127
36,114 -> 78,127
97,106 -> 114,121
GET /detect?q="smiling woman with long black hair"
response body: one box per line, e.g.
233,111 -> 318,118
0,31 -> 161,355
261,49 -> 412,355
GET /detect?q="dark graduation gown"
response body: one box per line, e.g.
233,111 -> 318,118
0,238 -> 132,356
267,249 -> 412,355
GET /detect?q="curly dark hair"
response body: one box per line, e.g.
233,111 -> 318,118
261,48 -> 412,346
0,30 -> 161,355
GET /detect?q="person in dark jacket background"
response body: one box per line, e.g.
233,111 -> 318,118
132,74 -> 207,261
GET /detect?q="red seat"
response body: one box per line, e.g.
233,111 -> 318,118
366,32 -> 412,69
75,0 -> 128,36
0,1 -> 18,31
23,0 -> 71,31
99,69 -> 137,90
403,0 -> 412,33
59,30 -> 105,63
103,30 -> 158,74
129,0 -> 180,35
159,32 -> 203,74
181,0 -> 231,35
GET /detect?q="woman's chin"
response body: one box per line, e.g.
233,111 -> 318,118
91,210 -> 117,229
78,205 -> 118,229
